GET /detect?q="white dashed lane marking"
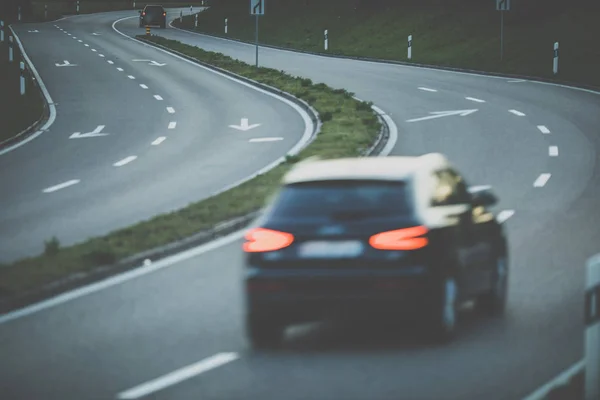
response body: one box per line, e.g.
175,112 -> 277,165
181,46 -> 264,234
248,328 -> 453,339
140,84 -> 148,89
534,173 -> 551,187
152,137 -> 167,146
168,122 -> 177,129
509,109 -> 526,116
85,44 -> 89,47
91,49 -> 97,52
113,156 -> 137,167
249,137 -> 283,142
166,107 -> 175,114
117,67 -> 124,72
78,40 -> 83,43
99,54 -> 105,57
537,125 -> 551,134
154,95 -> 163,100
418,87 -> 438,92
466,97 -> 485,103
42,180 -> 80,193
107,60 -> 114,64
496,210 -> 515,224
128,75 -> 135,80
549,146 -> 559,156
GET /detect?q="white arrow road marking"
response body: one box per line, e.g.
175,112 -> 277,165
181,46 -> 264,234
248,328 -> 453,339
549,146 -> 559,156
418,87 -> 438,92
116,353 -> 239,400
140,84 -> 148,89
114,156 -> 137,167
537,125 -> 550,134
166,107 -> 175,113
42,180 -> 80,193
229,118 -> 261,131
249,137 -> 283,142
152,137 -> 167,145
154,95 -> 163,100
509,109 -> 526,116
69,125 -> 110,139
496,210 -> 515,224
168,122 -> 177,129
55,60 -> 77,67
132,59 -> 167,66
534,173 -> 551,187
466,97 -> 486,103
406,109 -> 478,123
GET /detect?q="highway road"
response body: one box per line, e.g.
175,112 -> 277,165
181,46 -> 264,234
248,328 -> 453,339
2,8 -> 600,400
0,7 -> 310,263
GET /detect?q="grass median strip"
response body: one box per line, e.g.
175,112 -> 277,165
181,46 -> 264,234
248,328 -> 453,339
0,35 -> 381,305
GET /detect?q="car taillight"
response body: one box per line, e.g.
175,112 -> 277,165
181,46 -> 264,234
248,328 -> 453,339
163,12 -> 166,16
142,12 -> 145,16
369,226 -> 429,251
243,228 -> 294,252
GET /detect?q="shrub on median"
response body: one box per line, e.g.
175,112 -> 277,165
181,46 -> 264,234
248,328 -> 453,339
0,35 -> 381,303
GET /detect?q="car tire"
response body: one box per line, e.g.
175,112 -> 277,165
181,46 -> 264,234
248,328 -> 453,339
476,254 -> 509,316
426,277 -> 459,344
246,312 -> 284,350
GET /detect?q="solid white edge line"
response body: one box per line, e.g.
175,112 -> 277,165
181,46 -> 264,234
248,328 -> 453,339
167,21 -> 600,96
509,109 -> 526,116
168,122 -> 177,129
42,179 -> 80,193
166,107 -> 175,113
533,173 -> 551,187
0,26 -> 57,156
418,87 -> 437,92
113,156 -> 137,167
0,230 -> 248,325
549,146 -> 558,156
249,137 -> 284,142
370,104 -> 398,157
116,352 -> 239,399
152,137 -> 167,145
537,125 -> 551,134
521,360 -> 584,400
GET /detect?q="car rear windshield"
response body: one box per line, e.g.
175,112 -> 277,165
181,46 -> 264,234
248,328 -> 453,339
268,180 -> 412,220
145,6 -> 164,13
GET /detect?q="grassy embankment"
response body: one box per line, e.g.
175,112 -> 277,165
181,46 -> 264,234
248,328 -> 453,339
173,0 -> 600,88
0,36 -> 44,144
0,35 -> 380,307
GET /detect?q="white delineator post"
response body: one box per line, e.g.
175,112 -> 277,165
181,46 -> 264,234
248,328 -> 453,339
324,29 -> 328,51
8,35 -> 13,62
133,1 -> 136,9
553,42 -> 559,75
190,5 -> 193,14
195,13 -> 198,28
225,18 -> 228,34
585,253 -> 600,400
20,61 -> 25,96
45,5 -> 48,20
18,6 -> 22,21
180,10 -> 183,23
76,1 -> 80,14
408,34 -> 412,60
1,21 -> 4,43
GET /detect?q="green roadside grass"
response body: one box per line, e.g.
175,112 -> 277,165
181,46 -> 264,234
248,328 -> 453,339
0,41 -> 44,144
174,0 -> 600,88
0,35 -> 381,305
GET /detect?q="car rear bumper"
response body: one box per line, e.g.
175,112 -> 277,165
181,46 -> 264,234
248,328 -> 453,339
245,267 -> 438,322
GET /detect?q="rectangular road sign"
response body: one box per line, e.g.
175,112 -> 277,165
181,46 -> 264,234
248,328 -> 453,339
496,0 -> 510,11
250,0 -> 265,15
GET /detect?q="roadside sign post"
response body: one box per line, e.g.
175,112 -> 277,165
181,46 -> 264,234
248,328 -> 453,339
408,34 -> 412,60
8,36 -> 13,62
585,254 -> 600,400
324,29 -> 328,50
496,0 -> 510,61
20,61 -> 25,96
250,0 -> 264,68
553,42 -> 559,75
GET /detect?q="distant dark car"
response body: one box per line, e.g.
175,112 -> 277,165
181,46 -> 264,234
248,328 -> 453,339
242,153 -> 509,348
139,5 -> 166,28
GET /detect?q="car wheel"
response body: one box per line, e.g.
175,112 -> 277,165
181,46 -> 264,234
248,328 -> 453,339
426,277 -> 459,344
246,312 -> 284,350
476,255 -> 508,316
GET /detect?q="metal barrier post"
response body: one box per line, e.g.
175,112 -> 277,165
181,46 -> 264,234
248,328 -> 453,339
20,61 -> 25,96
585,253 -> 600,400
8,35 -> 13,62
145,26 -> 150,36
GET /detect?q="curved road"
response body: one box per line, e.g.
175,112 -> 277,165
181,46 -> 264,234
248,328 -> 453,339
2,8 -> 600,400
0,7 -> 310,263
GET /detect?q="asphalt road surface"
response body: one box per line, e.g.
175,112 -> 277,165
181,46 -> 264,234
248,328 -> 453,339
0,8 -> 309,263
2,8 -> 600,400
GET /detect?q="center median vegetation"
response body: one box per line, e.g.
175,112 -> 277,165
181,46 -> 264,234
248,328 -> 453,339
0,35 -> 383,312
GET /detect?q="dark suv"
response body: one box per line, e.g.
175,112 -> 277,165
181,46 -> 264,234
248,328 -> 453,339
139,5 -> 166,28
242,153 -> 509,348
